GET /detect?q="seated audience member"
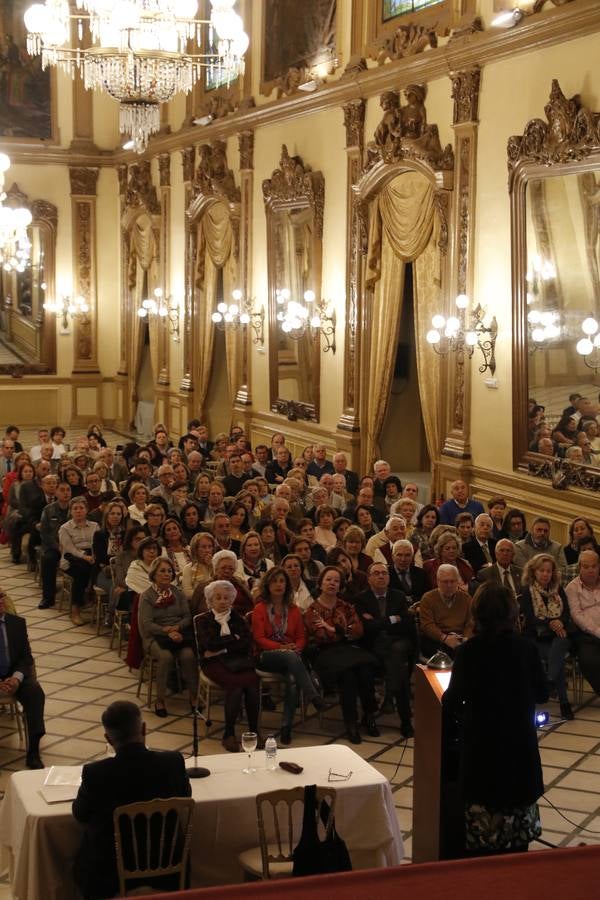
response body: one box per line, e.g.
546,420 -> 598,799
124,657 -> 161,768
143,502 -> 166,539
0,437 -> 15,477
92,501 -> 126,597
533,437 -> 556,457
304,566 -> 379,744
255,518 -> 285,564
181,532 -> 215,600
501,507 -> 528,543
442,583 -> 548,858
332,451 -> 359,496
564,445 -> 585,464
240,451 -> 256,480
110,527 -> 146,615
266,497 -> 296,549
564,517 -> 596,568
228,502 -> 249,541
161,517 -> 191,584
317,474 -> 342,513
306,443 -> 334,480
552,414 -> 579,447
282,553 -> 314,611
91,460 -> 117,494
478,538 -> 522,597
423,532 -> 474,592
389,539 -> 427,604
189,471 -> 212,507
342,524 -> 375,574
28,428 -> 51,462
195,580 -> 260,752
198,481 -> 227,524
327,546 -> 368,603
383,476 -> 402,513
138,557 -> 198,717
180,502 -> 202,544
125,536 -> 160,597
59,497 -> 99,626
192,549 -> 253,617
265,446 -> 293,484
296,517 -> 326,564
4,425 -> 22,453
562,392 -> 582,418
251,444 -> 269,478
419,564 -> 474,658
252,567 -> 323,745
455,511 -> 474,546
73,700 -> 191,900
63,465 -> 85,498
582,419 -> 600,455
167,481 -> 189,519
212,512 -> 240,556
333,516 -> 352,545
439,480 -> 484,526
331,475 -> 352,512
83,471 -> 108,513
0,587 -> 46,769
355,561 -> 417,736
343,484 -> 385,527
520,553 -> 573,720
372,460 -> 395,512
462,514 -> 497,576
307,486 -> 328,519
389,498 -> 417,534
487,495 -> 507,539
366,515 -> 407,565
314,504 -> 337,552
38,481 -> 72,610
149,464 -> 175,507
17,466 -> 56,567
355,504 -> 380,540
120,458 -> 157,500
400,482 -> 423,518
127,482 -> 150,525
566,550 -> 600,695
409,504 -> 440,564
235,531 -> 274,592
98,447 -> 128,486
221,453 -> 251,496
513,516 -> 567,575
2,460 -> 34,556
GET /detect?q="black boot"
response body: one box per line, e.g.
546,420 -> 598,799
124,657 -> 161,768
396,689 -> 414,739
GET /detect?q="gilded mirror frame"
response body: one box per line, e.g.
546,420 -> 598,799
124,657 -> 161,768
262,144 -> 325,423
509,79 -> 600,489
0,185 -> 57,374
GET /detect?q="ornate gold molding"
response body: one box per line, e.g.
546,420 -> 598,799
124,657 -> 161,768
262,145 -> 325,240
507,79 -> 600,182
432,190 -> 450,256
450,66 -> 481,125
125,161 -> 160,214
239,130 -> 255,170
181,147 -> 196,184
343,98 -> 366,152
158,153 -> 171,188
367,85 -> 454,172
236,128 -> 255,411
369,23 -> 439,65
117,165 -> 128,196
71,198 -> 98,372
69,167 -> 99,196
192,141 -> 241,204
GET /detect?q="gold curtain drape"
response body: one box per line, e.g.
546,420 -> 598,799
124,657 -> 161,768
194,202 -> 239,417
128,215 -> 159,414
364,171 -> 442,468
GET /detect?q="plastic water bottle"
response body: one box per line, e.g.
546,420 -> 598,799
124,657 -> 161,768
265,735 -> 277,771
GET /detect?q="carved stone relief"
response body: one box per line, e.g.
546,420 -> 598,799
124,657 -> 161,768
367,85 -> 454,172
370,23 -> 439,65
450,66 -> 481,125
125,161 -> 160,214
193,142 -> 241,204
117,165 -> 128,196
158,154 -> 171,188
73,200 -> 93,362
239,130 -> 255,170
507,79 -> 600,179
262,145 -> 325,239
433,190 -> 449,256
448,17 -> 484,44
343,98 -> 366,151
181,147 -> 196,184
69,167 -> 99,197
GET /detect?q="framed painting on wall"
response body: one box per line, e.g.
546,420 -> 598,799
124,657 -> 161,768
0,0 -> 52,141
261,0 -> 336,95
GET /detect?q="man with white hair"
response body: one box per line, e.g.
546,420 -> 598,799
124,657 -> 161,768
438,479 -> 484,526
419,564 -> 474,657
478,538 -> 522,595
373,459 -> 397,512
389,539 -> 427,604
332,451 -> 359,495
365,516 -> 407,564
306,443 -> 334,479
461,513 -> 498,575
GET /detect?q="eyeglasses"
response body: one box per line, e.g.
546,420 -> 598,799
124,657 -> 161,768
328,769 -> 352,782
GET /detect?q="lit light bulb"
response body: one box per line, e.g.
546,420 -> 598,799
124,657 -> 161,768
455,293 -> 469,310
281,321 -> 292,333
212,312 -> 222,323
582,316 -> 599,336
577,337 -> 594,356
426,329 -> 441,345
280,288 -> 290,301
431,314 -> 446,330
231,288 -> 243,301
217,302 -> 227,313
158,306 -> 168,317
239,313 -> 250,324
304,290 -> 316,303
527,310 -> 541,324
446,316 -> 460,333
531,327 -> 546,343
465,331 -> 478,346
310,315 -> 321,328
229,304 -> 239,316
224,312 -> 233,323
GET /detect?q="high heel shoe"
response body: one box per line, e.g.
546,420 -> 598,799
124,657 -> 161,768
154,704 -> 168,718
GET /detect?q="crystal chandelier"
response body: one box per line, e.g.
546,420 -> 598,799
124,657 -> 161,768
275,288 -> 337,353
24,0 -> 249,153
0,154 -> 32,273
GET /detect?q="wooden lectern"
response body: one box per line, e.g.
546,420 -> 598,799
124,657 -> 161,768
412,664 -> 454,863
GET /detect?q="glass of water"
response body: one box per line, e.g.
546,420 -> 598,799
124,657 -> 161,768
241,731 -> 258,774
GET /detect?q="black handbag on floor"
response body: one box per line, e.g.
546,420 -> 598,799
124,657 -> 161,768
292,784 -> 352,877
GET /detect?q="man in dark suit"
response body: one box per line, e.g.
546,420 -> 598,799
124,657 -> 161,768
388,539 -> 427,604
355,562 -> 417,737
73,701 -> 192,900
14,467 -> 56,566
0,589 -> 46,768
478,538 -> 522,598
461,513 -> 498,576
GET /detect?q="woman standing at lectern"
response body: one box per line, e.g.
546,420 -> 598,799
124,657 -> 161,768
442,582 -> 549,856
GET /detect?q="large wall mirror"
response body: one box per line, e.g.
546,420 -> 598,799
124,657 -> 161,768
263,145 -> 324,422
510,80 -> 600,488
0,186 -> 57,373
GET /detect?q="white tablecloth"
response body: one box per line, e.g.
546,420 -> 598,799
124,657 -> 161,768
0,744 -> 403,900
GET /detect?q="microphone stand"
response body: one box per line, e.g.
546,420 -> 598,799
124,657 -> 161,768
187,707 -> 211,778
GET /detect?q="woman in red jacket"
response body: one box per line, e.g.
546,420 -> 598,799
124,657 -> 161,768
252,566 -> 323,745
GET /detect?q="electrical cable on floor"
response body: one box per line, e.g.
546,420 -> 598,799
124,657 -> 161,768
390,737 -> 409,783
539,795 -> 600,834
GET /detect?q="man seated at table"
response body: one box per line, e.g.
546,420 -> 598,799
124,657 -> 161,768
72,700 -> 192,900
0,587 -> 46,769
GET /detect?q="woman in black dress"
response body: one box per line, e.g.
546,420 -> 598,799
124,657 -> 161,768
442,582 -> 549,856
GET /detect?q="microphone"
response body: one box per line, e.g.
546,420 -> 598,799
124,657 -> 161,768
187,705 -> 211,779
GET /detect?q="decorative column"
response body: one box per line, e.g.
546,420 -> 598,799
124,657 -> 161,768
116,165 -> 129,378
235,129 -> 254,411
337,98 -> 366,435
70,22 -> 95,152
158,153 -> 171,385
180,146 -> 196,395
69,167 -> 99,374
441,67 -> 481,460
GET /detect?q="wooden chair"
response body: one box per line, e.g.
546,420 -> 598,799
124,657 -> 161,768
113,797 -> 194,897
0,695 -> 27,743
238,786 -> 336,880
58,572 -> 73,614
110,610 -> 130,658
94,558 -> 117,636
193,612 -> 226,732
136,648 -> 182,708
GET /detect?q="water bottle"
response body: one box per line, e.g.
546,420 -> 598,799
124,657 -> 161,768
265,735 -> 277,771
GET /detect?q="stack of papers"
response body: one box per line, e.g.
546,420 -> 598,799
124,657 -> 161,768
39,766 -> 82,804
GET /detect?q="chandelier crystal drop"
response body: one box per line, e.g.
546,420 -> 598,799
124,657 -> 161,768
0,154 -> 32,273
24,0 -> 248,153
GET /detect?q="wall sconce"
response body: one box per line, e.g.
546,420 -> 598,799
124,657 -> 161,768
211,289 -> 264,344
491,7 -> 526,27
528,309 -> 561,352
43,292 -> 89,331
426,294 -> 498,375
576,315 -> 600,372
137,288 -> 180,342
276,288 -> 337,354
